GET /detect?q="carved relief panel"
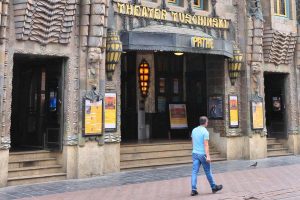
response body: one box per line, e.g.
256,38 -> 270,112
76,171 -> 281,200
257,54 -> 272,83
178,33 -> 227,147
13,0 -> 76,45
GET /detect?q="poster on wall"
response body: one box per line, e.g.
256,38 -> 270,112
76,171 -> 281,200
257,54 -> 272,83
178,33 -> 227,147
169,104 -> 188,129
105,93 -> 117,131
159,78 -> 165,93
208,95 -> 223,119
251,100 -> 264,130
229,95 -> 239,128
272,96 -> 281,112
84,99 -> 103,136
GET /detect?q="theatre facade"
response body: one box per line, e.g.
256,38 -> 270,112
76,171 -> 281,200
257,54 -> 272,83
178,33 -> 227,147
0,0 -> 300,187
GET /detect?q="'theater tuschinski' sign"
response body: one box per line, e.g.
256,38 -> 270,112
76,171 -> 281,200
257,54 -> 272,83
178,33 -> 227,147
116,2 -> 230,29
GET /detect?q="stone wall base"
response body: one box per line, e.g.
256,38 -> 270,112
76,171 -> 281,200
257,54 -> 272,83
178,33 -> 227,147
77,142 -> 104,178
287,134 -> 300,154
210,130 -> 267,160
104,143 -> 120,174
0,150 -> 9,187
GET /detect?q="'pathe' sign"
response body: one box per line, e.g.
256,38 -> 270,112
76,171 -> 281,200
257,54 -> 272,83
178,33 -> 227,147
116,2 -> 229,29
191,37 -> 214,49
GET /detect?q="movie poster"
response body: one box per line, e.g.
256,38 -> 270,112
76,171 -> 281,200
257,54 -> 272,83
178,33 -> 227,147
105,93 -> 117,130
229,95 -> 239,128
169,104 -> 188,129
84,99 -> 103,136
208,96 -> 223,119
251,101 -> 264,129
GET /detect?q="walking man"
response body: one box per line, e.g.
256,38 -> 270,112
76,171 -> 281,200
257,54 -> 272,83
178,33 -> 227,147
191,116 -> 223,196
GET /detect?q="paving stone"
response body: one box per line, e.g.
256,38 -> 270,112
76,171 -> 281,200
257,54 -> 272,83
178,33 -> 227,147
1,156 -> 300,199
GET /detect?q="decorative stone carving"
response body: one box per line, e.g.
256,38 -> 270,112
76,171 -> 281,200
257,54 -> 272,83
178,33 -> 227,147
104,133 -> 121,143
186,0 -> 195,15
248,0 -> 264,21
263,30 -> 297,65
85,85 -> 101,102
211,0 -> 217,17
87,48 -> 102,85
251,63 -> 261,95
0,136 -> 10,150
14,0 -> 77,45
65,135 -> 78,146
0,0 -> 8,44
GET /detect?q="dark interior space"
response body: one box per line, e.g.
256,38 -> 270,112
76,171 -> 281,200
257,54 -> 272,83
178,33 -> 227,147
264,73 -> 287,139
11,54 -> 64,151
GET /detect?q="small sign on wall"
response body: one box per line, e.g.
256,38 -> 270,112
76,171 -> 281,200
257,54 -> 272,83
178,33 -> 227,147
83,99 -> 103,136
105,93 -> 117,132
229,95 -> 239,128
169,103 -> 188,129
251,100 -> 264,130
208,95 -> 223,119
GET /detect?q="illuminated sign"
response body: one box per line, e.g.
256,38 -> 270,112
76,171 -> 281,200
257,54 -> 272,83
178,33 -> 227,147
116,2 -> 229,29
191,36 -> 214,49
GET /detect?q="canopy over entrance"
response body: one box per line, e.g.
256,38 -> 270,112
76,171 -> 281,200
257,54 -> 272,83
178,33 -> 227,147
120,25 -> 233,58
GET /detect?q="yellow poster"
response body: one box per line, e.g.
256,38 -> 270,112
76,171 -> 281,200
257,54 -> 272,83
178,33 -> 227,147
105,93 -> 117,130
85,100 -> 103,135
229,95 -> 239,127
252,101 -> 264,129
169,104 -> 188,129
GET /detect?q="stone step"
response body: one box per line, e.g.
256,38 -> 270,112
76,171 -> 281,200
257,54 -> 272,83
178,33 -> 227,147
121,143 -> 191,154
121,150 -> 220,161
267,143 -> 284,149
121,143 -> 215,154
9,158 -> 57,169
121,157 -> 226,170
267,138 -> 277,143
9,150 -> 55,162
8,165 -> 63,178
267,152 -> 293,157
121,154 -> 224,168
267,148 -> 289,152
7,173 -> 67,186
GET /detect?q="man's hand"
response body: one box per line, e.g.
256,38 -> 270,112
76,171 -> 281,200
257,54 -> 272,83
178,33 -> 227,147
206,155 -> 211,163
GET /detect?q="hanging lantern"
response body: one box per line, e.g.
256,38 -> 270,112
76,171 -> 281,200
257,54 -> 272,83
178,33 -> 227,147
106,29 -> 122,80
138,59 -> 150,98
228,47 -> 243,86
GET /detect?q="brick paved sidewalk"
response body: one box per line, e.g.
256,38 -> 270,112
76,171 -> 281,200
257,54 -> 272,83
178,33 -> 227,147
19,164 -> 300,200
1,155 -> 300,200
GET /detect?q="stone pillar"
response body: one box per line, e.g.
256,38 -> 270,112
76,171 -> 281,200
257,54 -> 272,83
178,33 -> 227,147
72,0 -> 108,178
0,0 -> 9,187
246,8 -> 267,159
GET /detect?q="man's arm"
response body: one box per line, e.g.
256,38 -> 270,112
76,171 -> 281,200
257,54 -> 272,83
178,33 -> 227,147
204,140 -> 211,162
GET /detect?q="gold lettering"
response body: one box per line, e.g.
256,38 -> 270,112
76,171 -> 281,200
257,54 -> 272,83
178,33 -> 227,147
161,10 -> 167,20
223,20 -> 229,29
141,6 -> 148,18
212,18 -> 218,28
178,13 -> 185,23
171,12 -> 178,21
218,19 -> 224,28
206,17 -> 213,27
126,4 -> 134,15
198,16 -> 206,26
147,7 -> 154,18
134,5 -> 141,16
185,14 -> 192,24
192,15 -> 197,25
117,3 -> 125,14
191,37 -> 214,49
154,9 -> 161,19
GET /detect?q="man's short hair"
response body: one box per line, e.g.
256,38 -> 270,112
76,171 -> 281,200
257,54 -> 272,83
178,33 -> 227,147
199,116 -> 208,125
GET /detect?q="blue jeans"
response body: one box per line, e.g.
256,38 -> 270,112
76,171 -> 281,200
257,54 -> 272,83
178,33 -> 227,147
191,153 -> 216,191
